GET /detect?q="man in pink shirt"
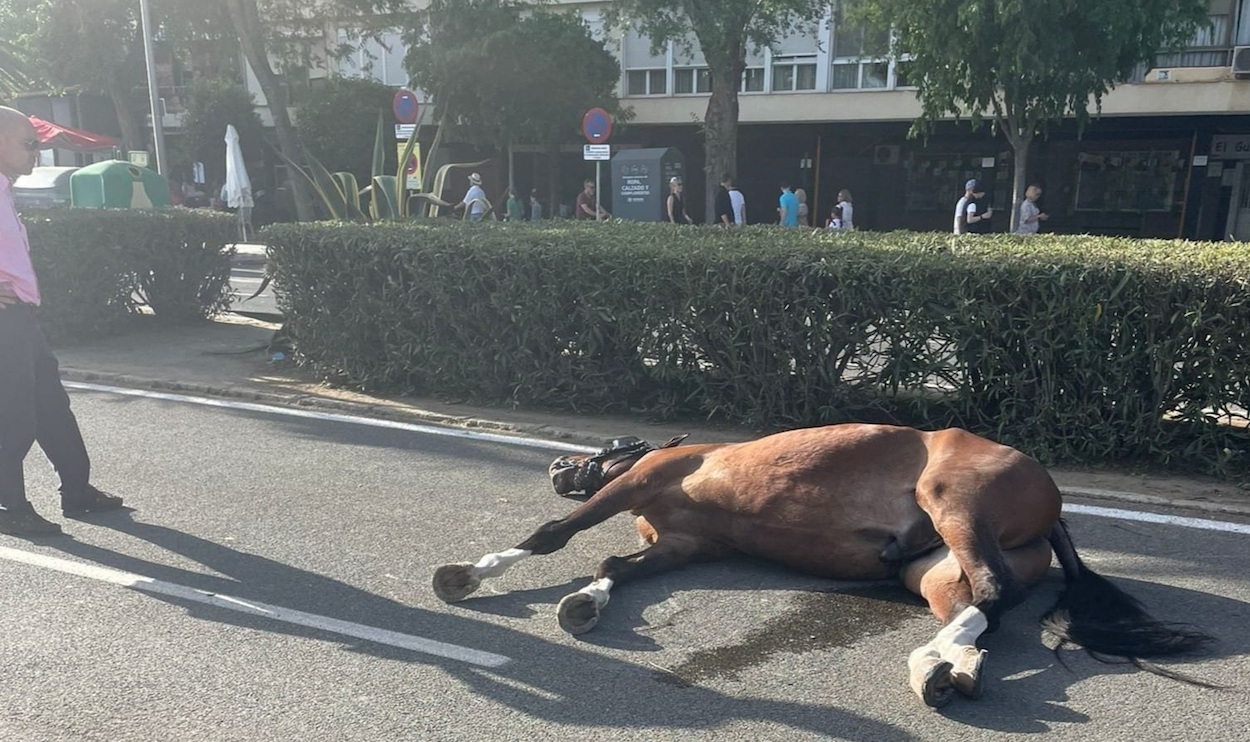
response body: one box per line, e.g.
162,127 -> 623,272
0,106 -> 123,536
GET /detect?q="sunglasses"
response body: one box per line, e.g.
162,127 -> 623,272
20,139 -> 40,152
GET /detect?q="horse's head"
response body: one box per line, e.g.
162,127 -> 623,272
549,434 -> 689,498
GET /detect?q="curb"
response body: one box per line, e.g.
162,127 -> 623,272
61,368 -> 1250,519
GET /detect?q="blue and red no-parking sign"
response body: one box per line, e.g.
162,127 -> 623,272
392,90 -> 420,125
581,107 -> 613,144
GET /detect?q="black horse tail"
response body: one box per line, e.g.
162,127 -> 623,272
1042,519 -> 1218,686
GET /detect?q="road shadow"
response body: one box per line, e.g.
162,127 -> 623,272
44,512 -> 919,741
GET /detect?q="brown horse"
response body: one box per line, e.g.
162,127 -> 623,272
432,424 -> 1213,707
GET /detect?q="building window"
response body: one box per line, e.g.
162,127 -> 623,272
1074,150 -> 1185,212
831,12 -> 894,90
1154,0 -> 1235,67
674,67 -> 711,94
626,69 -> 667,96
904,154 -> 1010,212
771,55 -> 818,91
624,29 -> 668,97
741,67 -> 765,92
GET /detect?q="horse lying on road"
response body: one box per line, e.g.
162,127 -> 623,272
432,424 -> 1214,707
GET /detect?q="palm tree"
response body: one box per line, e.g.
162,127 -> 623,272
0,38 -> 35,102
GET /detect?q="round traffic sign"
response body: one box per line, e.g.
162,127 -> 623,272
581,107 -> 613,144
392,90 -> 420,125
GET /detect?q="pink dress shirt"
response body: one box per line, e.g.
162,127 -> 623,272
0,174 -> 39,306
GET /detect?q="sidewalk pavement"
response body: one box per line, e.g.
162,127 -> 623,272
54,313 -> 1250,517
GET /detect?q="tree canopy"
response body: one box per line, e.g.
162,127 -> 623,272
404,0 -> 622,152
607,0 -> 827,219
849,0 -> 1210,227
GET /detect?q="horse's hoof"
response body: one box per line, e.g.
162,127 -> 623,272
950,648 -> 988,700
432,563 -> 481,603
912,659 -> 955,708
557,592 -> 600,635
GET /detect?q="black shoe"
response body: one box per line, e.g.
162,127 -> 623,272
62,486 -> 124,517
0,504 -> 63,536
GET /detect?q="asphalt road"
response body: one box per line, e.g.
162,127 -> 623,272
4,387 -> 1249,742
227,264 -> 279,318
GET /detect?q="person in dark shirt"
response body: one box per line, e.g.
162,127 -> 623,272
666,177 -> 693,224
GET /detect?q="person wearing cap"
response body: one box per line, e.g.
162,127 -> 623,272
455,172 -> 488,222
954,178 -> 993,235
666,176 -> 693,224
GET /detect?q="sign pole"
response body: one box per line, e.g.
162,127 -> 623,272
581,107 -> 614,221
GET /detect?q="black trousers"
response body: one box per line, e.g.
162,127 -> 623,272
0,304 -> 90,508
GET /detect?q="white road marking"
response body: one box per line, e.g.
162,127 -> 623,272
63,382 -> 598,454
0,545 -> 510,668
1064,503 -> 1250,535
66,382 -> 1250,534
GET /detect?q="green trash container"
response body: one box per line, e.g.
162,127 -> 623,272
70,160 -> 170,209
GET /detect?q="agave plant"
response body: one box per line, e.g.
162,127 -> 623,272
276,108 -> 430,222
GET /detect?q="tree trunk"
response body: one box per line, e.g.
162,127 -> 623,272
546,138 -> 561,220
1005,128 -> 1033,233
702,61 -> 744,223
106,74 -> 142,154
223,0 -> 315,221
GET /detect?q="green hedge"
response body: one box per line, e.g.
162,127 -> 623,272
261,221 -> 1250,477
25,208 -> 236,339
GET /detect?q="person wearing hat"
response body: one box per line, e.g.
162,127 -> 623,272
954,178 -> 993,235
456,172 -> 488,222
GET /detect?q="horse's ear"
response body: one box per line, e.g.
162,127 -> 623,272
660,434 -> 689,448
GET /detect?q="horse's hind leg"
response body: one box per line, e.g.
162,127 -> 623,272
433,486 -> 644,603
901,540 -> 1053,706
558,531 -> 724,635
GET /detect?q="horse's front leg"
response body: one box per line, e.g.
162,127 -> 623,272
558,531 -> 721,635
433,483 -> 643,603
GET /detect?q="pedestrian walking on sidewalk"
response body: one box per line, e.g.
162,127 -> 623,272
0,106 -> 124,536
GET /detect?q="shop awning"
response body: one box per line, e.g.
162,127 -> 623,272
29,115 -> 119,152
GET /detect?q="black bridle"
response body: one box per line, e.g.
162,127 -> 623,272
552,434 -> 689,496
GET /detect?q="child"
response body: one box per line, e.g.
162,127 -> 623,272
826,205 -> 844,230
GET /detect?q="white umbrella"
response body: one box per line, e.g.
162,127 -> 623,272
223,124 -> 254,241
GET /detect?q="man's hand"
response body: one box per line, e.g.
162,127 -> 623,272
0,281 -> 19,309
1039,213 -> 1049,221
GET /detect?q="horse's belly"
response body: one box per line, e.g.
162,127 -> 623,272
734,528 -> 900,580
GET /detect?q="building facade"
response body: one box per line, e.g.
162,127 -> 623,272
302,0 -> 1250,237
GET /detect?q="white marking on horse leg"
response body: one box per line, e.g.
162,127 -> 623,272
933,606 -> 990,700
933,606 -> 988,656
575,577 -> 614,610
557,577 -> 615,636
473,548 -> 532,579
433,548 -> 533,603
907,606 -> 990,705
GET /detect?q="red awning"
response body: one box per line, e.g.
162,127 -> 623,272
29,115 -> 119,152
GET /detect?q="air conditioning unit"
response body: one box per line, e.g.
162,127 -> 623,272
873,144 -> 901,165
1233,46 -> 1250,77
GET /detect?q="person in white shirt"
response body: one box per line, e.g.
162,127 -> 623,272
1015,184 -> 1049,235
954,179 -> 993,234
455,172 -> 488,222
729,184 -> 746,225
836,189 -> 854,230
